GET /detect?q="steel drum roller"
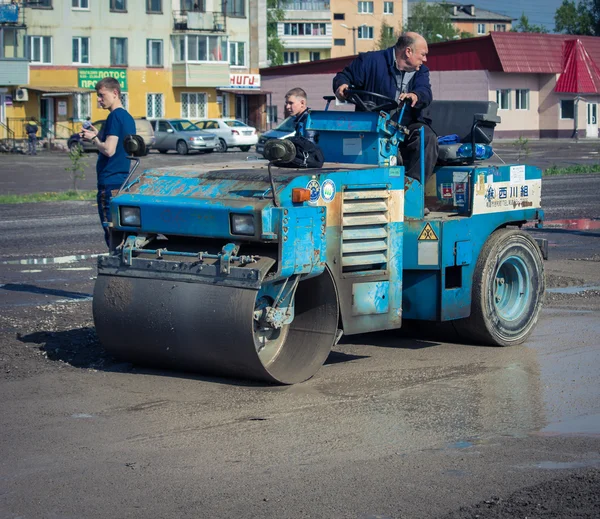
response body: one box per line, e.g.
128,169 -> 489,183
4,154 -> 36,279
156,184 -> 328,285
93,270 -> 339,384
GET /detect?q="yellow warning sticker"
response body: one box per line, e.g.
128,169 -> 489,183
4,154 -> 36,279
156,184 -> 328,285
418,222 -> 438,241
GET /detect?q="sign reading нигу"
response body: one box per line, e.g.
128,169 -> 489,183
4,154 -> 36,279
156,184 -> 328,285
78,69 -> 128,92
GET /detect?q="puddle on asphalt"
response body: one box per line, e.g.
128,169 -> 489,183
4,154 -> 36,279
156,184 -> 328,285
546,285 -> 600,294
541,413 -> 600,436
1,253 -> 106,265
71,413 -> 94,419
541,218 -> 600,231
527,459 -> 600,470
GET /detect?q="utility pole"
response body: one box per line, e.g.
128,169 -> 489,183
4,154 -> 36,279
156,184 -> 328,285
341,24 -> 357,55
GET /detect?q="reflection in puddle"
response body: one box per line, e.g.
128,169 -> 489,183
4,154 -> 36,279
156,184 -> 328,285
542,413 -> 600,436
542,218 -> 600,230
530,460 -> 600,470
546,285 -> 600,294
1,253 -> 106,265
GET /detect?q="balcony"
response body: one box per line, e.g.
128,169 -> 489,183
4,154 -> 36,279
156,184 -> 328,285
172,63 -> 230,88
0,58 -> 29,85
173,10 -> 226,32
278,1 -> 330,9
0,3 -> 19,24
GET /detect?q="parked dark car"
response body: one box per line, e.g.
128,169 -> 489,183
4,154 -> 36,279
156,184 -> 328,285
67,118 -> 155,154
255,117 -> 296,155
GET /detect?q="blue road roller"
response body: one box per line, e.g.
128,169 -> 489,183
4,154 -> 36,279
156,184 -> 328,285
93,92 -> 546,384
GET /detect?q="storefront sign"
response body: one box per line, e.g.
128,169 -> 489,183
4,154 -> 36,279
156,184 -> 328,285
58,101 -> 67,116
78,68 -> 128,92
229,74 -> 261,89
5,95 -> 12,106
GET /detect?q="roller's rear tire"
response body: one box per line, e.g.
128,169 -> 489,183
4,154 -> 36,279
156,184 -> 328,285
454,229 -> 545,346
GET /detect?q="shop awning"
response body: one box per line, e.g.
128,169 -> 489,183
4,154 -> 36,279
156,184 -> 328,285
19,85 -> 95,97
217,88 -> 271,95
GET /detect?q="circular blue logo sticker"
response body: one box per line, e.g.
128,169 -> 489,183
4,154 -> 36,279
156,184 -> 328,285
306,179 -> 320,204
321,179 -> 336,203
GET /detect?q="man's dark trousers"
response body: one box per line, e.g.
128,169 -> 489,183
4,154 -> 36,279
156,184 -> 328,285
399,122 -> 438,182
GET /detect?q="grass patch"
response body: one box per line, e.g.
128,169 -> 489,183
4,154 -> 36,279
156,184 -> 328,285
544,165 -> 600,176
0,190 -> 96,204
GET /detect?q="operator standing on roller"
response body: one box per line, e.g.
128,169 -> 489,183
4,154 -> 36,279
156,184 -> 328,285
333,32 -> 438,182
81,77 -> 135,247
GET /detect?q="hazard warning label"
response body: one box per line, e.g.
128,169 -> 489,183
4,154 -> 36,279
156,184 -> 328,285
418,222 -> 438,241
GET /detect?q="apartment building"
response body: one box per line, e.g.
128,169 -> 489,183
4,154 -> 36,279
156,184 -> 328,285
0,1 -> 28,140
278,0 -> 408,64
407,2 -> 513,37
3,0 -> 267,140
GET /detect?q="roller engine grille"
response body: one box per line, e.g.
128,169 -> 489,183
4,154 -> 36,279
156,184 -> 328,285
341,188 -> 389,273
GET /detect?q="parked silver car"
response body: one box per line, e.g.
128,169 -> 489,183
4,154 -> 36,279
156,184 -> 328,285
194,118 -> 258,152
150,119 -> 218,155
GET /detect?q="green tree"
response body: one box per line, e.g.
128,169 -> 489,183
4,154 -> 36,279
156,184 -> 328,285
376,20 -> 399,50
512,13 -> 547,33
554,0 -> 595,35
65,144 -> 88,193
267,0 -> 286,66
405,0 -> 459,43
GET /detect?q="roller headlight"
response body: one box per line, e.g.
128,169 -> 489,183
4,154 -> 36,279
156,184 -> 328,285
120,206 -> 141,227
230,213 -> 255,236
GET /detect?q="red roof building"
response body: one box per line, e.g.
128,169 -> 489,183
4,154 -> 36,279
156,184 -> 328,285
262,33 -> 600,139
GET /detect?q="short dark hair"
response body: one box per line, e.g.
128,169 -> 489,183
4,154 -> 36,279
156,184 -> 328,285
285,87 -> 307,100
95,77 -> 121,95
395,34 -> 416,52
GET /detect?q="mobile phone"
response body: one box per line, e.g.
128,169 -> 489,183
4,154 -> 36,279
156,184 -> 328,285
82,121 -> 92,130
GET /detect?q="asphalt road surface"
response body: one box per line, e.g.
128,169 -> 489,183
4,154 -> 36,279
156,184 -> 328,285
0,148 -> 599,518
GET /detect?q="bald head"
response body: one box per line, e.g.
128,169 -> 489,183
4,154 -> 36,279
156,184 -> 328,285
395,32 -> 428,72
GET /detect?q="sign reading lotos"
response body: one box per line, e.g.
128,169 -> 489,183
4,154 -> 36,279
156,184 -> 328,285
78,69 -> 128,92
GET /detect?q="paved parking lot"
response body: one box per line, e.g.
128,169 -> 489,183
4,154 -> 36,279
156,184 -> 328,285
1,139 -> 600,195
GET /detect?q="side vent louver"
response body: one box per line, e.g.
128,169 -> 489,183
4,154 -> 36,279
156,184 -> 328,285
342,188 -> 389,273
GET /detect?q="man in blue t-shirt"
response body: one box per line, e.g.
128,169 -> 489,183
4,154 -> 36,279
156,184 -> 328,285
81,77 -> 135,247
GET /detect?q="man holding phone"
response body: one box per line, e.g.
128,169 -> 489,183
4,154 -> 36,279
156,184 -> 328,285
81,77 -> 135,247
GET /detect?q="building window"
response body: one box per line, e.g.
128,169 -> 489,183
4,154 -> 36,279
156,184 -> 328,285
110,37 -> 128,65
384,26 -> 394,38
334,38 -> 346,46
283,51 -> 299,64
493,24 -> 506,32
32,0 -> 52,7
72,0 -> 89,9
496,89 -> 511,110
28,36 -> 52,64
516,89 -> 529,110
283,23 -> 327,36
357,26 -> 374,39
477,23 -> 485,35
146,0 -> 162,13
72,37 -> 90,65
383,2 -> 393,14
181,0 -> 205,12
73,93 -> 91,121
181,92 -> 207,119
120,92 -> 129,111
560,99 -> 574,119
222,94 -> 229,117
310,51 -> 321,61
229,41 -> 245,67
358,1 -> 373,14
110,0 -> 126,12
266,105 -> 278,124
173,35 -> 228,62
147,93 -> 164,119
333,13 -> 344,20
223,0 -> 244,17
147,39 -> 163,67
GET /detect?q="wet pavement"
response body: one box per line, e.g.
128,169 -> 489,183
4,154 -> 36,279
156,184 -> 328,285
0,156 -> 599,517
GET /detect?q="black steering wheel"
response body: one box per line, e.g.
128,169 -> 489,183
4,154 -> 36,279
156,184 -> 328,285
345,88 -> 398,113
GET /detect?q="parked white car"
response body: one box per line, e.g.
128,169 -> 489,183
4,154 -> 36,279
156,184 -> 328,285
194,118 -> 258,152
